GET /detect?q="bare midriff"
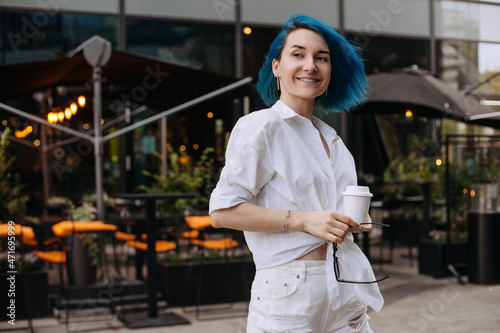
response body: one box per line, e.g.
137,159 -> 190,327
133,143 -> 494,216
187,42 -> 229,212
296,242 -> 327,260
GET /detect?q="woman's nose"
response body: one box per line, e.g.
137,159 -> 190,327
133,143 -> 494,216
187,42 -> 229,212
303,57 -> 317,72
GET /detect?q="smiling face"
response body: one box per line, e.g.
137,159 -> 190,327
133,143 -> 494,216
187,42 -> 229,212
272,28 -> 331,116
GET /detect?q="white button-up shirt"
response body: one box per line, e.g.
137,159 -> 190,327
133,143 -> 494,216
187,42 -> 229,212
209,100 -> 384,312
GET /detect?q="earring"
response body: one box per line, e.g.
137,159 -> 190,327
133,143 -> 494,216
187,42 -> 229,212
276,76 -> 280,91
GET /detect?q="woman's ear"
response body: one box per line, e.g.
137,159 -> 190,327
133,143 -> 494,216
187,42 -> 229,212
272,59 -> 279,77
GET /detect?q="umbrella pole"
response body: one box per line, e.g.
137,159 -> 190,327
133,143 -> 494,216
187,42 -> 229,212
93,66 -> 105,221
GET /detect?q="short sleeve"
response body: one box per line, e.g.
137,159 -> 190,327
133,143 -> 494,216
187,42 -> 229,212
209,114 -> 276,214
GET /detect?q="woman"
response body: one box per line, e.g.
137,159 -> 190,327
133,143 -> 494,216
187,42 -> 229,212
209,14 -> 384,332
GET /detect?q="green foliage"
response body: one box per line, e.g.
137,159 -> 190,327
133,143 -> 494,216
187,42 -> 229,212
72,203 -> 96,221
137,146 -> 218,214
190,251 -> 205,263
383,146 -> 439,199
46,194 -> 113,278
0,128 -> 29,221
164,252 -> 185,264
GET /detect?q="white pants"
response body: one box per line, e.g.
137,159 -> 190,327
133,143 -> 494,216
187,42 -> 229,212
247,260 -> 374,333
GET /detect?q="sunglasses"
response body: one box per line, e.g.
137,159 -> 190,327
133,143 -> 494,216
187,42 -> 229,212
333,222 -> 392,284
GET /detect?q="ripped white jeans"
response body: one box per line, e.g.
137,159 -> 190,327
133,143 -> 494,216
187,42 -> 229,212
247,260 -> 374,333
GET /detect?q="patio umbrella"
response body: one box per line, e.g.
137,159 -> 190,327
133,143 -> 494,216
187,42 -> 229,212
360,65 -> 500,128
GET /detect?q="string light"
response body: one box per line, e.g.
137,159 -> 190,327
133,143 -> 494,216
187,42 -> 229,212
78,95 -> 86,107
46,96 -> 84,124
14,125 -> 33,138
405,109 -> 413,118
70,102 -> 78,114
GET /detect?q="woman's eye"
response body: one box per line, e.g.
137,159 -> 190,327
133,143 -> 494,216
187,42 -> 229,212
293,53 -> 303,57
317,56 -> 329,61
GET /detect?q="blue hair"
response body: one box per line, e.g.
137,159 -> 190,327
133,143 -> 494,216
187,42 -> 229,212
257,14 -> 367,112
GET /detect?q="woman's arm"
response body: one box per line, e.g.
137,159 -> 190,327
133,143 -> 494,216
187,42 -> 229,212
211,202 -> 362,244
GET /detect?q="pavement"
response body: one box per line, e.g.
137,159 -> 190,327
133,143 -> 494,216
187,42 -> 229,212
2,245 -> 499,333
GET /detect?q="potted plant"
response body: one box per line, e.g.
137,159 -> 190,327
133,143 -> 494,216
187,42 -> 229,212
0,252 -> 49,319
157,243 -> 255,307
0,128 -> 29,223
137,146 -> 218,230
46,195 -> 115,285
139,145 -> 255,306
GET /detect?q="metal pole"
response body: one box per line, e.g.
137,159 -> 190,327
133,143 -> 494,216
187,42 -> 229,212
93,67 -> 105,221
429,0 -> 436,75
160,117 -> 167,177
118,0 -> 126,51
338,0 -> 348,139
235,0 -> 243,78
41,125 -> 50,209
0,102 -> 94,142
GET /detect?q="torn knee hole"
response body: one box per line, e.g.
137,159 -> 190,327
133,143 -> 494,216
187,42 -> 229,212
348,313 -> 364,329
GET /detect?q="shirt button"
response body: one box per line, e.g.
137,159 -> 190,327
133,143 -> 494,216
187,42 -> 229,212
296,275 -> 300,279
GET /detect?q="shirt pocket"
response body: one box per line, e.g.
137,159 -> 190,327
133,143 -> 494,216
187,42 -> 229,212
255,269 -> 301,301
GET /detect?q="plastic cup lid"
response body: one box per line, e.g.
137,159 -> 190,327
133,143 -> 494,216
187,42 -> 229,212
342,185 -> 373,197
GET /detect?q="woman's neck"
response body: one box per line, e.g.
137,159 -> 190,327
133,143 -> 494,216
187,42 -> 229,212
279,96 -> 315,120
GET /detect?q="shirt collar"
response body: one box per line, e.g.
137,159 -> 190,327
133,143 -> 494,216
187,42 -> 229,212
272,100 -> 338,144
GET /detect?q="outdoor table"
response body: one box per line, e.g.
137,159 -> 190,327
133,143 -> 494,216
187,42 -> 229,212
110,192 -> 194,328
51,221 -> 118,286
51,221 -> 117,237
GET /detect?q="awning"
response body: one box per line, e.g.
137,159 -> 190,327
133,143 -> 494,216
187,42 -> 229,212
0,49 -> 253,111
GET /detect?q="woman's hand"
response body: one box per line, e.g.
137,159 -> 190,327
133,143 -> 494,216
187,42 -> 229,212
351,214 -> 373,233
300,210 -> 362,243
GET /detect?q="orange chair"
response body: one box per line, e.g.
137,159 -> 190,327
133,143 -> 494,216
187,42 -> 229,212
0,224 -> 38,248
115,231 -> 136,242
184,215 -> 240,256
125,238 -> 177,281
33,250 -> 66,263
181,215 -> 245,319
50,221 -> 118,327
126,239 -> 176,252
184,215 -> 213,231
190,238 -> 239,250
113,231 -> 136,277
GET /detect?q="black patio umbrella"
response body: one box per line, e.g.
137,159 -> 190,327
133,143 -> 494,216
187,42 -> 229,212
360,65 -> 500,128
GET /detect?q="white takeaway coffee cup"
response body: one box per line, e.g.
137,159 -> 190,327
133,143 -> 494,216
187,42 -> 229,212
342,185 -> 373,224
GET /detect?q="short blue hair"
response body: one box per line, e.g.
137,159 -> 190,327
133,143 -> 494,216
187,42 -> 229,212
257,14 -> 367,112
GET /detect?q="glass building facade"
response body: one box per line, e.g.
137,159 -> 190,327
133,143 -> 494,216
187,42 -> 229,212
1,0 -> 499,214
